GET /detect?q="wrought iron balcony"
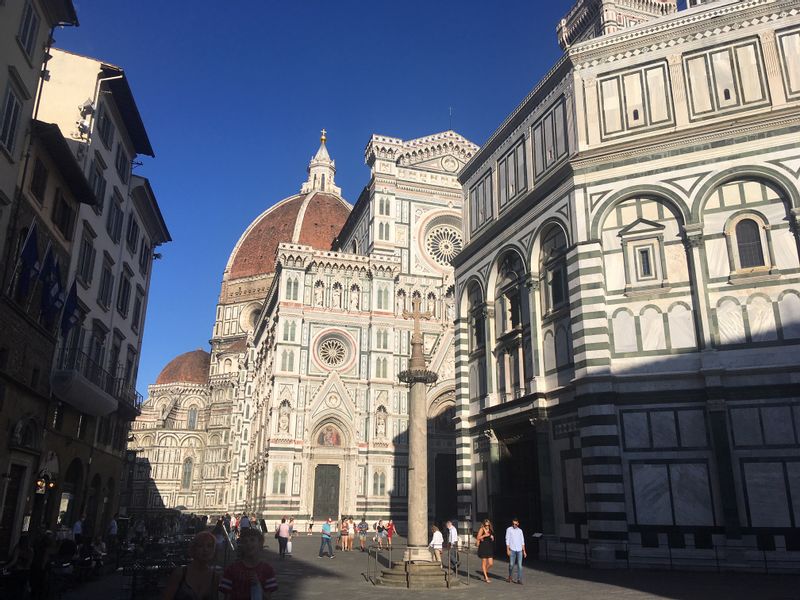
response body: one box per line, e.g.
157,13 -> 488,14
51,345 -> 142,417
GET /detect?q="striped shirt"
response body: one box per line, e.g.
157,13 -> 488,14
219,561 -> 277,599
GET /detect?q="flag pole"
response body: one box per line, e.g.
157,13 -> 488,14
5,217 -> 38,296
26,238 -> 51,312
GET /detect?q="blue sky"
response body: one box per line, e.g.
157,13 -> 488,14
57,0 -> 571,390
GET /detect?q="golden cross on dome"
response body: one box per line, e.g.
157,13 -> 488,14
321,128 -> 327,143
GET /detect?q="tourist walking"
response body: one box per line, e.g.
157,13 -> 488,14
162,531 -> 220,600
505,518 -> 526,585
318,517 -> 335,558
219,528 -> 277,599
386,519 -> 395,548
476,519 -> 495,583
348,518 -> 355,551
107,513 -> 118,555
287,518 -> 295,555
340,518 -> 351,551
212,520 -> 227,563
357,517 -> 369,551
374,520 -> 385,549
445,520 -> 458,571
277,517 -> 290,559
307,518 -> 314,536
239,513 -> 251,530
428,525 -> 443,563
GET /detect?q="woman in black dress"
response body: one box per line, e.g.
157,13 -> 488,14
476,519 -> 495,583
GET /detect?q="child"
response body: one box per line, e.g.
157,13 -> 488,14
219,528 -> 277,599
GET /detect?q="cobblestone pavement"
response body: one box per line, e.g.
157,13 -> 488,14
63,535 -> 800,600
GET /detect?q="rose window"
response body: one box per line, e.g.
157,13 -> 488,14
425,225 -> 463,266
318,337 -> 347,368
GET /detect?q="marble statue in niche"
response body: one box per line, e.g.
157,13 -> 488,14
314,282 -> 324,307
349,286 -> 360,311
375,407 -> 387,438
396,291 -> 406,315
278,402 -> 291,433
332,284 -> 342,309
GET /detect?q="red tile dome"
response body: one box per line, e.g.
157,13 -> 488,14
155,349 -> 210,385
225,192 -> 351,281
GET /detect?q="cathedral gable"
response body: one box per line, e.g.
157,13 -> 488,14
308,371 -> 355,423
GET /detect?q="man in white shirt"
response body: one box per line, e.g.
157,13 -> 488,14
505,517 -> 526,584
445,520 -> 459,569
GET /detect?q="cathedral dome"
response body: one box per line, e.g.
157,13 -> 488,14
155,349 -> 211,385
225,191 -> 350,281
224,132 -> 350,283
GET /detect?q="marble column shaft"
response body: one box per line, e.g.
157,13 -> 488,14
407,379 -> 428,549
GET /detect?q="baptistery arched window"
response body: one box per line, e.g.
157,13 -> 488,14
540,224 -> 568,312
493,250 -> 530,401
735,218 -> 765,268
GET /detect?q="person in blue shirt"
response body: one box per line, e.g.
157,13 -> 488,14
318,517 -> 335,558
505,518 -> 526,584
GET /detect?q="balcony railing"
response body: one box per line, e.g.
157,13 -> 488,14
55,345 -> 143,414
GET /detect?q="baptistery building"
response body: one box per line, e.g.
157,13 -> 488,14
453,0 -> 800,571
130,130 -> 476,525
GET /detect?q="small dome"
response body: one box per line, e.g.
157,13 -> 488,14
155,350 -> 210,385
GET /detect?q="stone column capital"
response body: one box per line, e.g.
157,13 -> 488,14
682,223 -> 705,248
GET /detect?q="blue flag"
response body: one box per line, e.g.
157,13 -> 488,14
16,223 -> 40,298
40,247 -> 63,327
60,279 -> 80,339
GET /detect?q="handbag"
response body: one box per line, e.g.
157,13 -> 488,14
274,531 -> 279,539
287,540 -> 293,554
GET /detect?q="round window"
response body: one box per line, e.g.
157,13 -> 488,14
318,337 -> 348,368
425,225 -> 463,266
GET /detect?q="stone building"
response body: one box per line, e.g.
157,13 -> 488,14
453,0 -> 800,570
131,130 -> 476,527
0,40 -> 170,547
0,119 -> 93,556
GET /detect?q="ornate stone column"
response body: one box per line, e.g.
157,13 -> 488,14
399,296 -> 438,561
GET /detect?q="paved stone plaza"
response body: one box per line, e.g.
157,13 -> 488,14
60,535 -> 800,600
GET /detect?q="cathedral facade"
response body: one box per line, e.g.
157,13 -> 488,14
453,0 -> 800,570
130,130 -> 476,526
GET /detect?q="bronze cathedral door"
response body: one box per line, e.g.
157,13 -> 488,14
313,464 -> 340,520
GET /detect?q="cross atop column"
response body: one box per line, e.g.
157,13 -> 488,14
403,294 -> 431,343
401,295 -> 437,380
320,128 -> 327,143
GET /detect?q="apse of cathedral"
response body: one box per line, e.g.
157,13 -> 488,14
129,130 -> 477,525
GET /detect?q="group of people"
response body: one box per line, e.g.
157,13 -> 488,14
315,516 -> 396,558
161,528 -> 278,600
0,524 -> 112,599
429,517 -> 528,584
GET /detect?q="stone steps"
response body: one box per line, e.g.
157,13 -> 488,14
379,561 -> 452,588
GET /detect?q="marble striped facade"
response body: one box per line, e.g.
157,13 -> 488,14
453,0 -> 800,570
